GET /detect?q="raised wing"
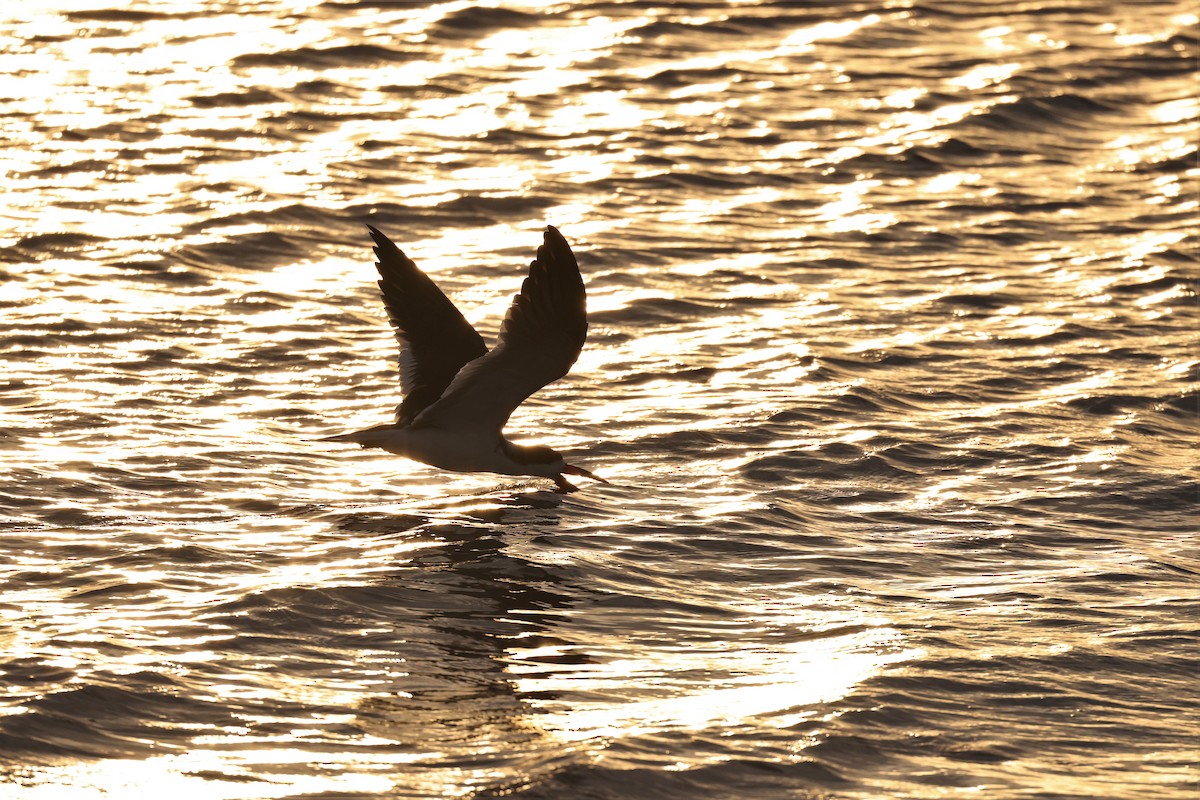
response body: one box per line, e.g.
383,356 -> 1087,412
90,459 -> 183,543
366,225 -> 487,426
410,225 -> 587,433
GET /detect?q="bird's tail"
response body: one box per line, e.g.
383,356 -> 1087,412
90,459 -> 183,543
316,431 -> 361,444
311,427 -> 379,447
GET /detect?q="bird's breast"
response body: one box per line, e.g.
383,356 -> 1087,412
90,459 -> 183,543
383,426 -> 509,474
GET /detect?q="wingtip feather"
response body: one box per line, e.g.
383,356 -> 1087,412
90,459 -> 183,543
366,224 -> 387,245
539,225 -> 578,271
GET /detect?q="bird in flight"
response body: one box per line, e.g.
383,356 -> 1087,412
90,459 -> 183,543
321,224 -> 606,492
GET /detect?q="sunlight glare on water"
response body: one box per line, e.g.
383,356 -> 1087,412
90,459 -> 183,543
1,0 -> 1197,798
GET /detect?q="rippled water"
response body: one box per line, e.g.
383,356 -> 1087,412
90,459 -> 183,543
2,1 -> 1197,798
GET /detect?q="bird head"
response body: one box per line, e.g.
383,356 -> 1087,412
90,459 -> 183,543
505,443 -> 608,488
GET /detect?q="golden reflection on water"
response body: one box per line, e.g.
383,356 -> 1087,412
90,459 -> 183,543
511,626 -> 916,749
3,0 -> 1196,797
3,752 -> 409,800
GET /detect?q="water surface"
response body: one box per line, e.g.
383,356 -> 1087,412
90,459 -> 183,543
1,1 -> 1197,798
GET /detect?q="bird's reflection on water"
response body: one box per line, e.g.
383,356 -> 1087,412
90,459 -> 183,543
327,491 -> 586,782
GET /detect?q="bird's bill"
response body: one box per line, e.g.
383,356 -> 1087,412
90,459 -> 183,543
563,464 -> 609,483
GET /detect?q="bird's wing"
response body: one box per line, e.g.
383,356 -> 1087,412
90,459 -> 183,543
366,225 -> 488,426
410,225 -> 587,434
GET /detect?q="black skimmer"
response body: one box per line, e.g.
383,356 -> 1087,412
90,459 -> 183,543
321,224 -> 606,492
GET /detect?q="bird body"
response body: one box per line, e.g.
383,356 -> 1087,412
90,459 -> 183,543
321,224 -> 604,492
321,423 -> 565,478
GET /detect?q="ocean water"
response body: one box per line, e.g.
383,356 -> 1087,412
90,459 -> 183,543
1,1 -> 1197,798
